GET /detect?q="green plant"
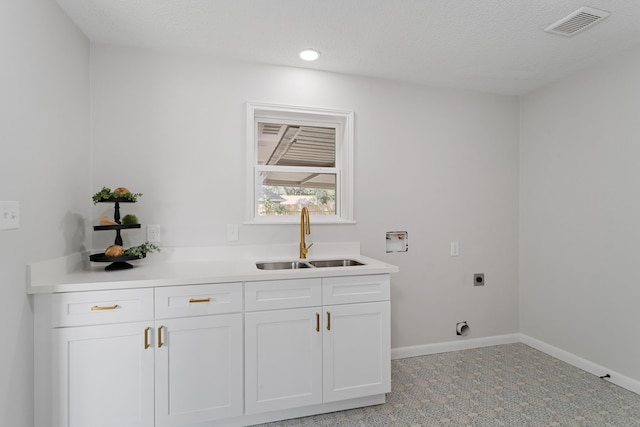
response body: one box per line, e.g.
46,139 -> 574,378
121,214 -> 138,225
92,186 -> 143,204
124,242 -> 160,259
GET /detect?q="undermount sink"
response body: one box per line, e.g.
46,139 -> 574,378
256,259 -> 365,270
309,259 -> 365,268
256,261 -> 312,270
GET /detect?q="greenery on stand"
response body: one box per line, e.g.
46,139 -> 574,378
121,214 -> 139,225
124,242 -> 160,259
92,186 -> 143,204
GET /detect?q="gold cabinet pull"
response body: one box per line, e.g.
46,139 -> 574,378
189,298 -> 211,303
91,304 -> 118,311
158,326 -> 164,348
326,311 -> 331,331
316,312 -> 320,332
144,327 -> 151,349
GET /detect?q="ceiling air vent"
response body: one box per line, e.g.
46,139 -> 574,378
545,7 -> 610,37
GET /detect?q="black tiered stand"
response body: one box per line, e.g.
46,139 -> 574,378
90,198 -> 142,271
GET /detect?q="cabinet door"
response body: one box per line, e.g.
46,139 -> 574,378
154,314 -> 243,427
323,301 -> 391,402
245,307 -> 322,414
53,322 -> 154,427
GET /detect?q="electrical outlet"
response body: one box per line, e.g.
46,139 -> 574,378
0,201 -> 20,230
227,224 -> 239,241
147,224 -> 160,243
450,241 -> 459,256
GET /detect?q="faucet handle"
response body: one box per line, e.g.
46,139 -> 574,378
300,243 -> 313,259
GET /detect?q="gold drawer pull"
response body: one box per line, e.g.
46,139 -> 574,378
316,312 -> 320,332
144,327 -> 150,349
91,304 -> 118,311
189,298 -> 211,304
158,326 -> 164,348
326,311 -> 331,331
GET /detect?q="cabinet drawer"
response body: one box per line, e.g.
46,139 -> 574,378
245,278 -> 322,311
155,283 -> 242,319
52,288 -> 154,327
322,275 -> 390,305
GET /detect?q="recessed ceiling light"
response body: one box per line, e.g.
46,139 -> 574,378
299,49 -> 320,61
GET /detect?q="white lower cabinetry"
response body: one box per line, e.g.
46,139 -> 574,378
323,301 -> 390,402
53,322 -> 155,427
42,285 -> 243,427
154,283 -> 244,426
155,314 -> 243,427
245,307 -> 323,413
244,275 -> 391,416
36,274 -> 391,427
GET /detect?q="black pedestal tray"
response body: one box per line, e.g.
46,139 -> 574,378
94,223 -> 141,246
91,197 -> 143,271
89,253 -> 145,271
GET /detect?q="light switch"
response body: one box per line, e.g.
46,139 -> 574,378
0,201 -> 20,230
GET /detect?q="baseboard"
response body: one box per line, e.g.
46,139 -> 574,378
391,333 -> 520,360
519,334 -> 640,396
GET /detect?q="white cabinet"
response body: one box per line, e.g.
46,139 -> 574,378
321,275 -> 391,402
323,301 -> 390,402
44,284 -> 243,427
155,314 -> 243,427
154,283 -> 244,427
244,275 -> 391,415
50,289 -> 155,427
245,307 -> 323,414
37,273 -> 391,427
244,278 -> 323,414
53,322 -> 155,427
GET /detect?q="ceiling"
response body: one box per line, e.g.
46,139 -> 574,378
56,0 -> 640,95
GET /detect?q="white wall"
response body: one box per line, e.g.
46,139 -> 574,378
90,45 -> 520,349
4,4 -> 638,422
520,46 -> 640,382
0,1 -> 90,425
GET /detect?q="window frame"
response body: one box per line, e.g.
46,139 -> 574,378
245,102 -> 354,224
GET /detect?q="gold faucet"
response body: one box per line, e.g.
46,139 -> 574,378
300,207 -> 313,259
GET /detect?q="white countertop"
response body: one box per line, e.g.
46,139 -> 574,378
27,242 -> 399,294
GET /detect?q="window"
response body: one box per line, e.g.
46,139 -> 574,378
246,103 -> 354,224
